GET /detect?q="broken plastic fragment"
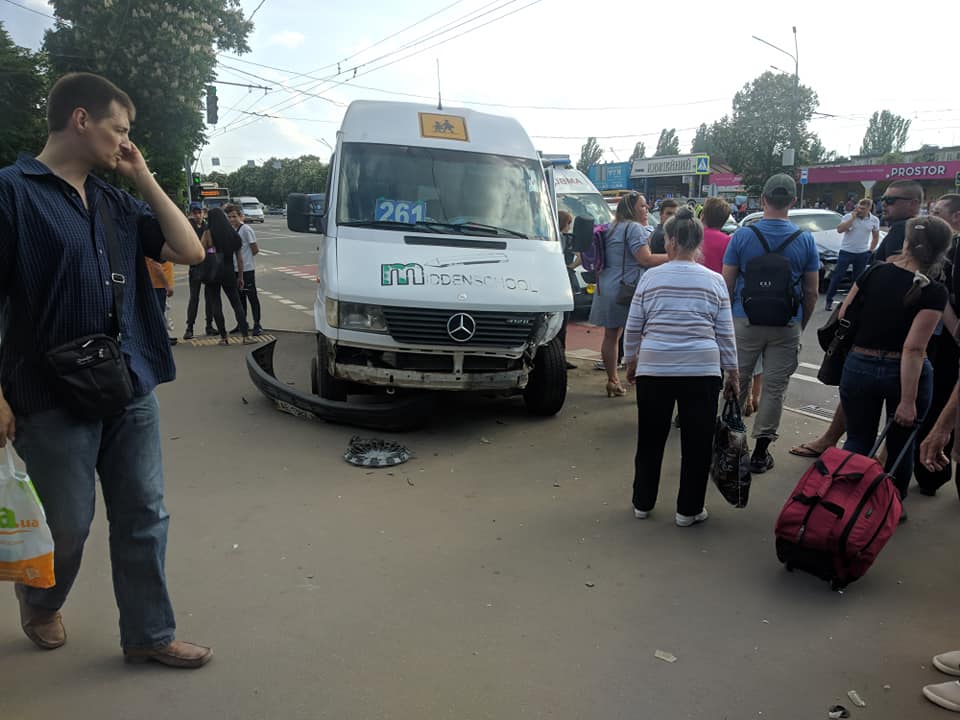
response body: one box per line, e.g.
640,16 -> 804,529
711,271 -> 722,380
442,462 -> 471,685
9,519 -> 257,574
846,690 -> 866,707
654,650 -> 677,663
827,706 -> 850,719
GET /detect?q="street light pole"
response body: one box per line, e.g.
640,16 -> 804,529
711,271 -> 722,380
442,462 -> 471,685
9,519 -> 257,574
752,27 -> 800,167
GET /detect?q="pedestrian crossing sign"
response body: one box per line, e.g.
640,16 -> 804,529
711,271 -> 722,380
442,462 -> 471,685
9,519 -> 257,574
694,155 -> 710,175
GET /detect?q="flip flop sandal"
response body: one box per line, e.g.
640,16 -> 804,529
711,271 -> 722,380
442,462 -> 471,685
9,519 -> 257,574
788,443 -> 824,458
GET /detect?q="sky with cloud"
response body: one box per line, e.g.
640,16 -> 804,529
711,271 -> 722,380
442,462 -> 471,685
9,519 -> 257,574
4,0 -> 960,173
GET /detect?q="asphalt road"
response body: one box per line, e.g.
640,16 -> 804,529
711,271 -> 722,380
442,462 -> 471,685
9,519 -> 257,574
3,218 -> 954,719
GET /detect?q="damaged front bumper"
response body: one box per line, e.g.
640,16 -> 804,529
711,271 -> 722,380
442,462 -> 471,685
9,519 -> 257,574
246,339 -> 435,432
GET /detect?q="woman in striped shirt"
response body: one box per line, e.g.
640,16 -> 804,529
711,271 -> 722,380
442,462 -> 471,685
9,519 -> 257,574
624,208 -> 740,527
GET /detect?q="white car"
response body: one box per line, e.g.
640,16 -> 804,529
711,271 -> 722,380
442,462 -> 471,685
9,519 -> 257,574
739,209 -> 885,291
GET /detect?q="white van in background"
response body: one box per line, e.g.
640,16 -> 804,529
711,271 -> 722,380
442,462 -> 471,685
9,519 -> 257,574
547,165 -> 611,315
232,196 -> 265,223
552,167 -> 614,226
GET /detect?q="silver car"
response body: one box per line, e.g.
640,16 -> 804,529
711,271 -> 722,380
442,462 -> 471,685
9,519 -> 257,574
739,209 -> 885,292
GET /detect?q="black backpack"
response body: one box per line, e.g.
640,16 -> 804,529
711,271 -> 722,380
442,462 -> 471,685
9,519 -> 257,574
741,226 -> 805,326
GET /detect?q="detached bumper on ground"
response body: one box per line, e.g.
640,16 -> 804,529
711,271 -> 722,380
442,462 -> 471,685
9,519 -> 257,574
246,339 -> 435,431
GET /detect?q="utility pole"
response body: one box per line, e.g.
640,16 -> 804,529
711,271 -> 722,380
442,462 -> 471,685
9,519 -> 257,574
753,27 -> 800,167
183,156 -> 192,210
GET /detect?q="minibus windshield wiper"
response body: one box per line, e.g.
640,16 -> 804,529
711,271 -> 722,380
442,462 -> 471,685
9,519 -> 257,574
339,220 -> 451,233
340,219 -> 528,238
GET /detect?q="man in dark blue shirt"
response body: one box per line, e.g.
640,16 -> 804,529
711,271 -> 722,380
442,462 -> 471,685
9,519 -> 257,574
0,73 -> 209,667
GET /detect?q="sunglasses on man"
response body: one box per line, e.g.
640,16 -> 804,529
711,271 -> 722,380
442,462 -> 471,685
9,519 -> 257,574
881,196 -> 912,205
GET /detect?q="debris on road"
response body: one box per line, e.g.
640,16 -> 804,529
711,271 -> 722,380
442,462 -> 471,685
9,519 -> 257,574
585,581 -> 595,588
480,437 -> 491,444
654,650 -> 677,663
827,706 -> 850,719
846,690 -> 866,707
344,436 -> 412,467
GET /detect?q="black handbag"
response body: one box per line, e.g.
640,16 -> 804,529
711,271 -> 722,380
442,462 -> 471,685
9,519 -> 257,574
44,201 -> 135,419
816,264 -> 878,386
615,222 -> 639,306
200,250 -> 224,284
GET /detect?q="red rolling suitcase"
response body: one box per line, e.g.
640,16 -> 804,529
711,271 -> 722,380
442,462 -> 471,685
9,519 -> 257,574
775,420 -> 909,590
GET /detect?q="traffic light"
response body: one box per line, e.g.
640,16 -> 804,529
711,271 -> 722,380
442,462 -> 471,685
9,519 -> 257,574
192,173 -> 201,186
205,85 -> 218,125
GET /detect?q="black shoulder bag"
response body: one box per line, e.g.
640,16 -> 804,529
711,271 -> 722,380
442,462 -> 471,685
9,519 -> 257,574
44,201 -> 136,419
615,222 -> 641,306
816,264 -> 879,386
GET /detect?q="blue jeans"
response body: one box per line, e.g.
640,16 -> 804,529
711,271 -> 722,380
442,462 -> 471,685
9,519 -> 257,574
825,250 -> 871,304
13,393 -> 176,649
839,352 -> 933,498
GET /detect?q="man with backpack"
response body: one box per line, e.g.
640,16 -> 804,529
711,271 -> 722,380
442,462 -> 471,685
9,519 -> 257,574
722,174 -> 820,474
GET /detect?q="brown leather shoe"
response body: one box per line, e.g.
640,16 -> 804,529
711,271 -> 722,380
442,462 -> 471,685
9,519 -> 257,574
124,640 -> 213,668
14,584 -> 66,650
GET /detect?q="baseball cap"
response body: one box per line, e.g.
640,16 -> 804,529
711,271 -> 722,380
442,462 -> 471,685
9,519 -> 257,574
189,202 -> 203,211
762,173 -> 796,201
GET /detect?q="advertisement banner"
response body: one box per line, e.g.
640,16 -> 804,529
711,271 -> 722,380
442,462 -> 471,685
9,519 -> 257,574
807,160 -> 960,184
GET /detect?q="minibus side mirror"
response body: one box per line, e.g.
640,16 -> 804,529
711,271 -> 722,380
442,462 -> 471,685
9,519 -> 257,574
571,215 -> 595,252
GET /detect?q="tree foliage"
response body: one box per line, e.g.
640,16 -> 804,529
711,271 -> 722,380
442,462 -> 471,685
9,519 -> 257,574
576,137 -> 603,173
690,123 -> 726,164
44,0 -> 253,201
715,71 -> 819,192
201,156 -> 328,206
860,110 -> 910,157
0,23 -> 49,166
654,128 -> 679,157
629,141 -> 646,162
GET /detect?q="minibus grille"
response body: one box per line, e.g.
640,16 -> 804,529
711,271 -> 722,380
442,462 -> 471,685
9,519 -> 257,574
381,306 -> 540,348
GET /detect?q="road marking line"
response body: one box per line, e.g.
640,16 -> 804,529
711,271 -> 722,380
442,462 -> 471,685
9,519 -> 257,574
278,299 -> 295,305
798,362 -> 822,371
790,373 -> 821,384
291,304 -> 309,310
258,249 -> 280,255
303,310 -> 314,316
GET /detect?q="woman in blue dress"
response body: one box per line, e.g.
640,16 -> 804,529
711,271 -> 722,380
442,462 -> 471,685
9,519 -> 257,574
589,192 -> 668,396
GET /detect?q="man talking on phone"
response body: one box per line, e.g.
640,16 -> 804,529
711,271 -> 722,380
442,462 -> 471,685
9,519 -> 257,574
824,197 -> 881,311
0,73 -> 211,667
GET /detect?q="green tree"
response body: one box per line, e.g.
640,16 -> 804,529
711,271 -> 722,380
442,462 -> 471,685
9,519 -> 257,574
197,156 -> 329,206
576,137 -> 603,173
718,71 -> 819,192
654,128 -> 679,157
0,23 -> 48,166
690,122 -> 727,164
44,1 -> 253,201
860,110 -> 910,157
628,141 -> 646,162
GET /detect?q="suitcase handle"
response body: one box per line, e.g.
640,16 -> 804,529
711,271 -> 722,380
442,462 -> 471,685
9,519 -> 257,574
868,418 -> 921,476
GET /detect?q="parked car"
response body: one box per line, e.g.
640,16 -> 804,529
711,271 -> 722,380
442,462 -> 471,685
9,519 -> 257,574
232,196 -> 265,223
265,206 -> 286,216
739,209 -> 885,292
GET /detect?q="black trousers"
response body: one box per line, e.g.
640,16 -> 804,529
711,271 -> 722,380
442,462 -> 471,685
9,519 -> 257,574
185,267 -> 213,330
913,331 -> 960,494
633,375 -> 722,516
240,270 -> 262,327
204,272 -> 248,338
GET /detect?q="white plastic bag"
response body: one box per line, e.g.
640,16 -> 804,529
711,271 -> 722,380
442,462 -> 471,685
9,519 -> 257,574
0,446 -> 55,588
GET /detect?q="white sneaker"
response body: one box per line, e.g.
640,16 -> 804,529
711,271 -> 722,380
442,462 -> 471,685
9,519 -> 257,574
923,680 -> 960,712
633,508 -> 649,519
935,651 -> 960,677
675,508 -> 709,527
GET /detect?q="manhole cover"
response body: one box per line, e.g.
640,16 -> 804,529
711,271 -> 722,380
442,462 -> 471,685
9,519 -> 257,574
344,436 -> 411,467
